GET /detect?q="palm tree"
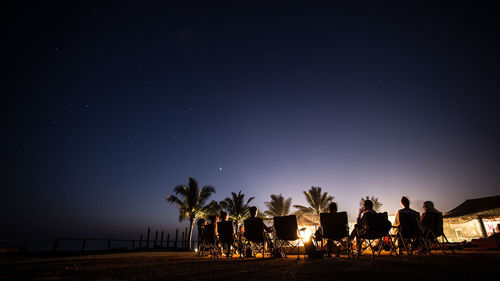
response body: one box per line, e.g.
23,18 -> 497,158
219,190 -> 255,229
293,186 -> 334,225
359,196 -> 383,212
264,194 -> 292,218
165,177 -> 217,251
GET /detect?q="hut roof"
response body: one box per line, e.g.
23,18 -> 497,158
444,195 -> 500,218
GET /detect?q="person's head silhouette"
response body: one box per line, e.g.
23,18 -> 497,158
401,196 -> 410,208
220,211 -> 228,221
249,206 -> 258,218
328,202 -> 338,213
363,199 -> 373,211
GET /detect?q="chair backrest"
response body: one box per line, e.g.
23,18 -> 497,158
320,211 -> 349,240
273,215 -> 299,241
198,225 -> 205,242
361,212 -> 391,238
425,212 -> 444,237
376,212 -> 392,236
203,223 -> 217,243
359,212 -> 379,238
218,221 -> 234,243
244,218 -> 265,243
398,212 -> 422,238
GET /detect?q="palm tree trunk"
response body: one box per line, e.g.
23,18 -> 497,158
188,218 -> 195,251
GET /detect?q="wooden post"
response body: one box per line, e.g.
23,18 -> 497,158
139,234 -> 143,248
478,216 -> 488,238
146,227 -> 151,248
107,239 -> 112,250
166,233 -> 170,248
185,227 -> 188,249
160,231 -> 164,247
52,239 -> 59,253
154,230 -> 158,248
174,229 -> 178,249
81,239 -> 86,251
181,231 -> 185,249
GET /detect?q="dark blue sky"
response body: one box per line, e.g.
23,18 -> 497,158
2,0 -> 499,239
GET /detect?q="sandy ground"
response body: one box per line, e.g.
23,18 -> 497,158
1,250 -> 500,281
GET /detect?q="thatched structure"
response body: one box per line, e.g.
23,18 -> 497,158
443,195 -> 500,242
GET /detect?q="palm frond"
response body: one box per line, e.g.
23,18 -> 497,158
166,195 -> 183,208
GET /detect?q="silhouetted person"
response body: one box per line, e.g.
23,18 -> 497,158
207,215 -> 219,242
243,206 -> 272,256
220,211 -> 229,222
328,202 -> 338,213
197,218 -> 207,253
246,206 -> 272,232
420,201 -> 441,235
394,196 -> 421,228
319,201 -> 342,257
350,199 -> 377,254
218,211 -> 233,257
393,196 -> 422,254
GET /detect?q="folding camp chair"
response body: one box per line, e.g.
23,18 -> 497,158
243,218 -> 268,258
218,221 -> 236,258
320,211 -> 352,258
395,212 -> 429,255
199,224 -> 221,258
355,212 -> 395,257
273,215 -> 301,259
423,212 -> 454,255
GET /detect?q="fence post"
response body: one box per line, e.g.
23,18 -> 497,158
160,231 -> 164,247
174,229 -> 178,249
139,234 -> 143,248
181,231 -> 185,249
81,239 -> 86,251
52,239 -> 59,253
154,230 -> 158,248
166,233 -> 170,249
146,227 -> 150,248
185,227 -> 188,249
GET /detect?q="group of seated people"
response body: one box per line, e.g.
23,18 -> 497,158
347,197 -> 442,255
197,206 -> 273,257
197,197 -> 444,258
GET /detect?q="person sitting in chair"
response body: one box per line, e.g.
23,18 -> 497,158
197,218 -> 207,253
243,206 -> 273,256
349,199 -> 377,254
315,202 -> 340,257
219,211 -> 233,257
246,206 -> 272,232
207,215 -> 219,242
420,201 -> 441,235
394,196 -> 420,227
393,196 -> 422,253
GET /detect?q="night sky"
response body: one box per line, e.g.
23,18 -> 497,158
2,1 -> 499,240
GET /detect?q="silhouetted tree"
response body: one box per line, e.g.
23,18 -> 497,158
166,177 -> 217,251
293,186 -> 334,224
359,196 -> 383,212
264,194 -> 292,219
219,191 -> 254,229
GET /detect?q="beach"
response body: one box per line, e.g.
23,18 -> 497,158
1,250 -> 499,280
